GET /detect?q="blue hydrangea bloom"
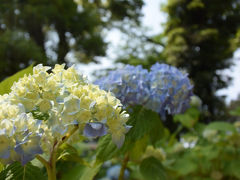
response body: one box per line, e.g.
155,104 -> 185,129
95,63 -> 193,117
15,135 -> 43,165
0,112 -> 43,165
83,122 -> 108,137
95,65 -> 150,106
146,63 -> 193,116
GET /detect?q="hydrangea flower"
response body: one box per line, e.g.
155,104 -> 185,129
95,65 -> 150,106
95,63 -> 193,117
146,63 -> 193,116
0,98 -> 43,165
0,64 -> 129,165
83,122 -> 108,137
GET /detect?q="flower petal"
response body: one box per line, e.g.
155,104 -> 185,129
83,122 -> 108,137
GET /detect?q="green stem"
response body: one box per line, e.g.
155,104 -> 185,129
169,125 -> 183,146
49,141 -> 57,180
36,125 -> 79,180
36,155 -> 55,180
57,125 -> 79,147
118,153 -> 129,180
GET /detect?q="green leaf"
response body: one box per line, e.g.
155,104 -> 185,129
174,107 -> 200,128
59,162 -> 102,180
171,157 -> 198,176
0,64 -> 34,95
59,163 -> 85,180
129,135 -> 148,161
229,106 -> 240,116
148,113 -> 165,144
0,162 -> 46,180
57,144 -> 89,166
0,163 -> 4,173
96,107 -> 164,163
79,162 -> 102,180
140,157 -> 167,180
205,122 -> 237,133
126,106 -> 163,143
96,134 -> 119,162
196,145 -> 219,160
187,0 -> 205,9
224,161 -> 240,178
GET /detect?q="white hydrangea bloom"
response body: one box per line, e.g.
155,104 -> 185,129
0,64 -> 129,165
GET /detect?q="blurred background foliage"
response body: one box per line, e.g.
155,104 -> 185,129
1,0 -> 240,179
0,0 -> 143,80
162,0 -> 240,122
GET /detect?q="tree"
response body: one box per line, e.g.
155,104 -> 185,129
162,0 -> 240,121
0,0 -> 144,81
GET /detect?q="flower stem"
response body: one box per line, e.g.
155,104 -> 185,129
57,125 -> 79,147
118,153 -> 129,180
36,155 -> 55,180
36,125 -> 79,180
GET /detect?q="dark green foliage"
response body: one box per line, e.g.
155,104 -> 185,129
0,31 -> 42,81
57,144 -> 86,164
0,63 -> 33,95
96,134 -> 119,162
0,162 -> 47,180
205,121 -> 237,132
174,107 -> 200,128
166,128 -> 240,179
56,142 -> 102,180
126,106 -> 164,144
57,161 -> 102,180
161,107 -> 240,180
140,157 -> 167,180
0,163 -> 3,173
95,104 -> 240,180
163,0 -> 240,120
0,0 -> 144,81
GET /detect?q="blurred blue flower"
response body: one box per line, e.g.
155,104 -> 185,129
146,63 -> 193,117
95,65 -> 150,106
95,63 -> 193,117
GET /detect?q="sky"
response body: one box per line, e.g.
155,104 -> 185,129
217,49 -> 240,103
76,0 -> 240,103
76,0 -> 166,77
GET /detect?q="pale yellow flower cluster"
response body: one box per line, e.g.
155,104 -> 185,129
0,64 -> 129,165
